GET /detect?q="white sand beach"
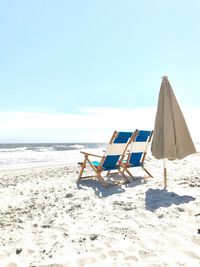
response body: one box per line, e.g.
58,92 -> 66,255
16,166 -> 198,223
0,147 -> 200,267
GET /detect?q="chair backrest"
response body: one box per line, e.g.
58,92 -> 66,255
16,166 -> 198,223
127,130 -> 153,167
100,131 -> 133,171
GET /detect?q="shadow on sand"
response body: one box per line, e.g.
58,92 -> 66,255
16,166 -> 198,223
145,188 -> 195,212
77,175 -> 144,198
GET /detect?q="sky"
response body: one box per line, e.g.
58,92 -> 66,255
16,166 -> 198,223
0,0 -> 200,142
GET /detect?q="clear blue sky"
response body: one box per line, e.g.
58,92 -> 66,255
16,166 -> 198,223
0,0 -> 200,142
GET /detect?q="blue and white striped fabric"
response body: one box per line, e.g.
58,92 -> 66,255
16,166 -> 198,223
97,132 -> 133,171
129,130 -> 152,167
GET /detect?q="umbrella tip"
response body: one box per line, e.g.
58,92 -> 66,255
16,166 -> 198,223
162,75 -> 168,80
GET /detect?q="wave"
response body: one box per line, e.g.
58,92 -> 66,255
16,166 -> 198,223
0,147 -> 28,153
68,144 -> 85,149
0,143 -> 103,154
0,143 -> 104,170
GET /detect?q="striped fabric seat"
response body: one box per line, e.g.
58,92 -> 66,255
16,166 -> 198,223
78,131 -> 134,187
122,130 -> 153,179
101,132 -> 133,171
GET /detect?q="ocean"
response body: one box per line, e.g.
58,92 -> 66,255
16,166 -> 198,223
1,142 -> 198,171
0,143 -> 106,170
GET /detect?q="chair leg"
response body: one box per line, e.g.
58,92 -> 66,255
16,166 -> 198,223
124,168 -> 134,179
141,166 -> 153,178
87,158 -> 109,188
96,171 -> 110,188
78,156 -> 87,181
121,164 -> 134,179
107,170 -> 111,176
78,157 -> 109,188
118,168 -> 131,182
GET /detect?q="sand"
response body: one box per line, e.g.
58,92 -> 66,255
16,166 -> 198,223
0,150 -> 200,267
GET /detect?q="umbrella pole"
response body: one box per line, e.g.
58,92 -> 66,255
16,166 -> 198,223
163,158 -> 167,188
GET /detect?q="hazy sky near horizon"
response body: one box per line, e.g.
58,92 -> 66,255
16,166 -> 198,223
1,0 -> 200,142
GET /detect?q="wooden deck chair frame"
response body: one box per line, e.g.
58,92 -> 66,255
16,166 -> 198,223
78,131 -> 133,188
121,130 -> 153,179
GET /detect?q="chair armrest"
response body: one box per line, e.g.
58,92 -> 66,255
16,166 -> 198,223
80,151 -> 103,158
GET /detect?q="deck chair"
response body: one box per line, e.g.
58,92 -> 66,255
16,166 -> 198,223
78,131 -> 133,187
121,130 -> 153,179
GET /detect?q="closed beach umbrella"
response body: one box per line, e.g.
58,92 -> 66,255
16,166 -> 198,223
151,76 -> 196,187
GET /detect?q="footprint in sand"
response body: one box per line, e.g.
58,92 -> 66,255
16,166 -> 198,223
138,249 -> 153,259
0,250 -> 9,260
182,250 -> 200,260
145,265 -> 163,267
98,254 -> 107,260
107,250 -> 118,257
192,236 -> 200,245
77,256 -> 97,266
124,255 -> 139,262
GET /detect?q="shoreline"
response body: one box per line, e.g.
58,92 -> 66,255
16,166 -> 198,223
0,162 -> 76,175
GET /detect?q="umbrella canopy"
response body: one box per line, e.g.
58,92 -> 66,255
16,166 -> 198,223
151,76 -> 196,160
